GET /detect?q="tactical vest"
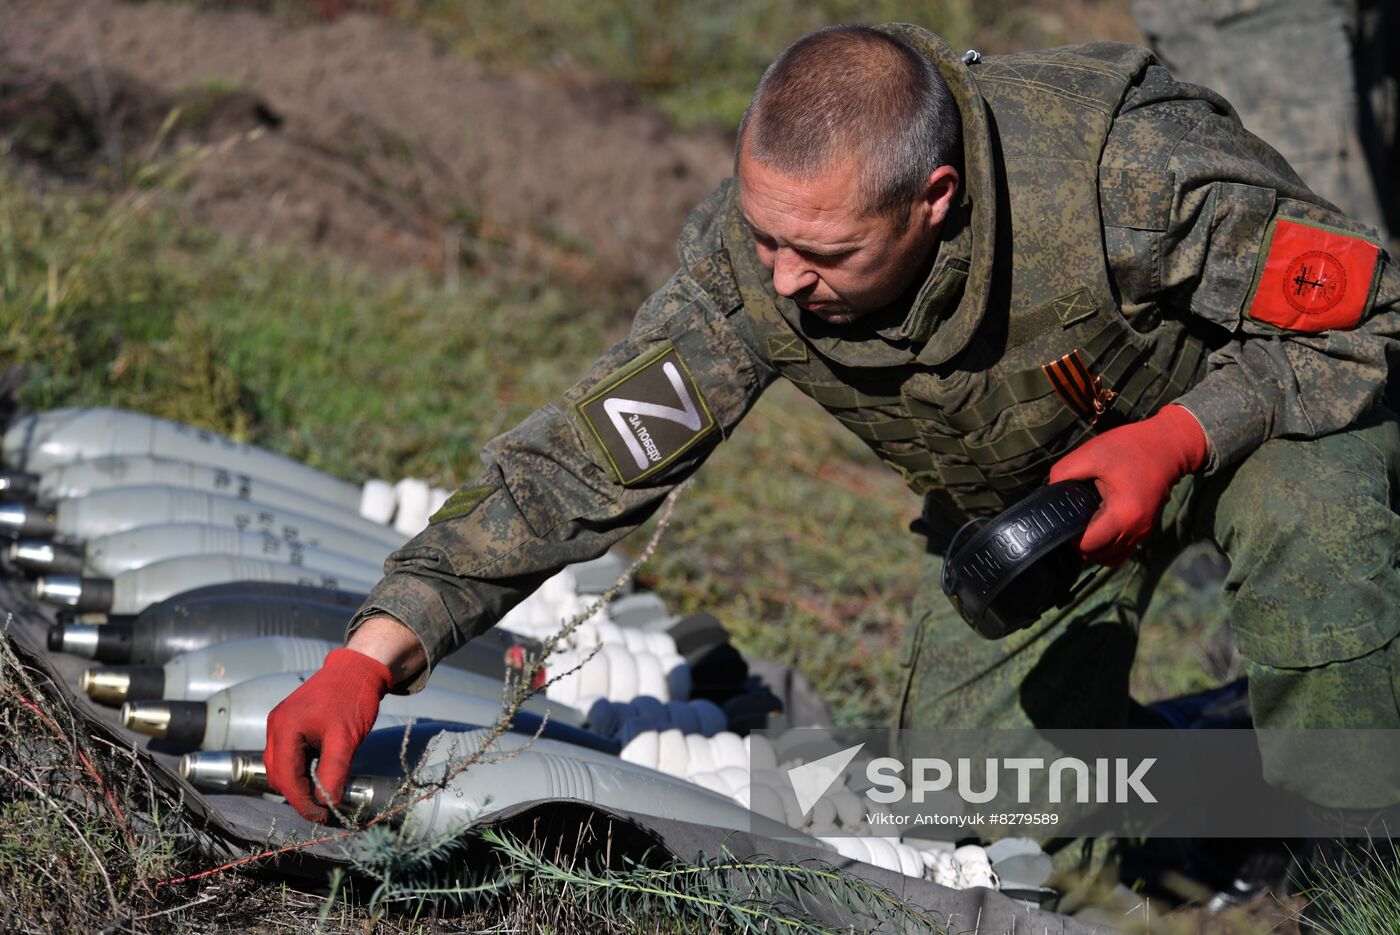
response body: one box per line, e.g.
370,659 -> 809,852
723,33 -> 1212,523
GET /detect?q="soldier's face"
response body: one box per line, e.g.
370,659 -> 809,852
738,152 -> 955,325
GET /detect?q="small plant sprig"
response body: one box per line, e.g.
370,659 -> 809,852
345,824 -> 952,935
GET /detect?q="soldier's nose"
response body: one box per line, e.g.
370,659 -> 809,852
771,248 -> 817,297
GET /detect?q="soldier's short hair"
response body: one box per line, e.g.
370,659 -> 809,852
737,25 -> 961,230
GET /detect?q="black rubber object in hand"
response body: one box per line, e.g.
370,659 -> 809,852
940,480 -> 1101,640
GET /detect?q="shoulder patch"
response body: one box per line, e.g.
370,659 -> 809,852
1246,218 -> 1381,332
577,343 -> 717,486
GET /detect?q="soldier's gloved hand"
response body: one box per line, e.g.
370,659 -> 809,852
1049,404 -> 1208,566
264,648 -> 393,823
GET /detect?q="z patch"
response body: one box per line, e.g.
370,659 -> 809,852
1247,218 -> 1381,332
577,344 -> 717,486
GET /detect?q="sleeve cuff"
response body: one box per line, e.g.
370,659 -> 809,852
347,573 -> 465,694
1169,367 -> 1274,475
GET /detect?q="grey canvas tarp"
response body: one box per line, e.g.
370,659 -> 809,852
0,573 -> 1110,934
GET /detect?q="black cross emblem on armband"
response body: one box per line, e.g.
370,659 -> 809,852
1292,265 -> 1327,297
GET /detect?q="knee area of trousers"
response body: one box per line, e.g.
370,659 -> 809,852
1223,435 -> 1395,557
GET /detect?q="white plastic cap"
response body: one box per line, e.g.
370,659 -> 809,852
656,729 -> 690,777
393,478 -> 432,535
360,479 -> 397,524
601,644 -> 639,701
620,730 -> 660,770
683,734 -> 716,775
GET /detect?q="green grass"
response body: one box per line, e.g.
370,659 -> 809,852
398,0 -> 1119,130
0,633 -> 192,932
181,0 -> 1139,131
333,823 -> 954,934
1303,841 -> 1400,935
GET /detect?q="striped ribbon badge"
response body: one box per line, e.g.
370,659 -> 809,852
1042,350 -> 1118,425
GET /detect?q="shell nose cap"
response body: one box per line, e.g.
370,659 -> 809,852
81,668 -> 132,705
0,471 -> 40,499
121,700 -> 206,746
0,503 -> 55,537
180,751 -> 239,791
231,754 -> 269,793
120,701 -> 172,738
49,621 -> 134,662
50,621 -> 98,656
11,540 -> 84,574
35,575 -> 113,612
11,540 -> 55,568
35,575 -> 84,606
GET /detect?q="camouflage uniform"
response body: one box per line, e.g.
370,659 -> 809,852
350,28 -> 1400,808
1132,0 -> 1398,253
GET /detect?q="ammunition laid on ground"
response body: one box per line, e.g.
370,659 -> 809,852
9,539 -> 85,574
3,485 -> 405,558
3,455 -> 362,519
0,502 -> 56,538
398,746 -> 790,839
47,589 -> 534,678
180,751 -> 399,819
180,740 -> 771,839
119,672 -> 606,751
15,523 -> 385,582
0,470 -> 39,498
35,555 -> 380,614
178,750 -> 242,792
81,635 -> 582,725
2,408 -> 363,511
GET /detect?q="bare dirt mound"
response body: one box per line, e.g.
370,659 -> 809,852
1,0 -> 734,290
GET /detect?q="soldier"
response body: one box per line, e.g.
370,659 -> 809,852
264,23 -> 1400,877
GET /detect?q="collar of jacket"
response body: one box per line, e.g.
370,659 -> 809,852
876,23 -> 997,367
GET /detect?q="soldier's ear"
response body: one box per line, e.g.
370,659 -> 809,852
919,165 -> 960,232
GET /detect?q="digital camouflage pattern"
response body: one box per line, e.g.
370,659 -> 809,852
1132,0 -> 1398,253
350,27 -> 1400,803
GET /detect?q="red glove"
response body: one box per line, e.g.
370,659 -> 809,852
1048,404 -> 1208,567
264,648 -> 393,823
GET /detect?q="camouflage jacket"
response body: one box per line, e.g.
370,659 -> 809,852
352,28 -> 1400,688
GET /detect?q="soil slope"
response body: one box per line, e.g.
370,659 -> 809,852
2,0 -> 735,288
